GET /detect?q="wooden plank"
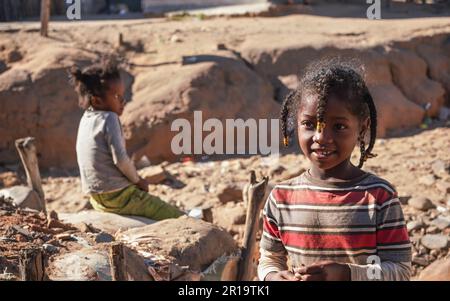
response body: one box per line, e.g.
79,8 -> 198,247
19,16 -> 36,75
40,0 -> 51,37
15,137 -> 46,214
238,171 -> 268,281
19,248 -> 45,281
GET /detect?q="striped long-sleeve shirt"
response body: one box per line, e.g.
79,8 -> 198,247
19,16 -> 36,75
258,171 -> 412,281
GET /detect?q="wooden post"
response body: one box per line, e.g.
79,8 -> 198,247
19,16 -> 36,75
40,0 -> 50,37
19,248 -> 45,281
238,171 -> 268,281
110,243 -> 126,281
15,137 -> 46,213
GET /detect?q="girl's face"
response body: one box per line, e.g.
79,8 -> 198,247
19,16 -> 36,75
91,80 -> 126,116
297,93 -> 369,172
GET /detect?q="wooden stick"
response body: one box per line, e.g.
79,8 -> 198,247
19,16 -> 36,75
15,137 -> 46,213
19,248 -> 45,281
238,171 -> 268,281
40,0 -> 50,37
109,243 -> 126,281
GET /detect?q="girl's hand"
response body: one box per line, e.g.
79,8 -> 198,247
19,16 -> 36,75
136,178 -> 150,192
294,261 -> 351,281
265,271 -> 299,281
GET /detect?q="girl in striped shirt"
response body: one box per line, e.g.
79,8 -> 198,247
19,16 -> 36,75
258,60 -> 411,281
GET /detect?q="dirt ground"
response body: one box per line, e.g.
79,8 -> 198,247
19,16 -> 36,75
1,4 -> 450,280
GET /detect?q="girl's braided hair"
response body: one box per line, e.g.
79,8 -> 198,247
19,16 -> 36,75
281,59 -> 377,168
69,58 -> 121,110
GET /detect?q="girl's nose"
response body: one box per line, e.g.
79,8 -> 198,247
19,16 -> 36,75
313,126 -> 333,144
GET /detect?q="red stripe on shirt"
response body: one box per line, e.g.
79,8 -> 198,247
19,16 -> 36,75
281,232 -> 377,249
377,227 -> 409,245
263,216 -> 281,239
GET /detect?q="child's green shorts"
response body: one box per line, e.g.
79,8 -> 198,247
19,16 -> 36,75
89,185 -> 185,221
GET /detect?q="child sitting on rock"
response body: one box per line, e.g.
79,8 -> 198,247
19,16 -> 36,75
258,60 -> 411,281
70,59 -> 184,221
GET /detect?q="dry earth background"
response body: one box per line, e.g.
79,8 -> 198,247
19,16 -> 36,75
0,2 -> 450,281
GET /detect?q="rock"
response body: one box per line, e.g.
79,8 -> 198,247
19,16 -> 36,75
419,175 -> 436,186
47,210 -> 59,220
6,49 -> 22,63
47,248 -> 111,281
75,222 -> 95,233
418,258 -> 450,281
425,225 -> 440,234
431,160 -> 450,177
212,202 -> 247,231
43,243 -> 58,253
216,184 -> 243,204
387,48 -> 446,117
139,165 -> 170,184
123,52 -> 279,165
59,210 -> 156,235
94,232 -> 115,243
436,181 -> 450,195
430,216 -> 450,230
412,255 -> 429,267
416,44 -> 450,105
188,207 -> 213,223
421,234 -> 449,250
170,35 -> 182,43
407,220 -> 424,232
408,197 -> 435,211
116,216 -> 238,271
55,233 -> 74,241
0,186 -> 45,211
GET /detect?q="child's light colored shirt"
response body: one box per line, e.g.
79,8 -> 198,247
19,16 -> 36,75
76,109 -> 140,194
258,171 -> 412,281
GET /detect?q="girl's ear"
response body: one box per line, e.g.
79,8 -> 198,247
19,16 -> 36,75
90,95 -> 103,108
359,117 -> 370,140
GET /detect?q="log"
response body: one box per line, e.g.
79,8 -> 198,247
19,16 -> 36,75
238,171 -> 268,281
109,243 -> 153,281
19,248 -> 45,281
15,137 -> 46,213
40,0 -> 50,37
109,243 -> 126,281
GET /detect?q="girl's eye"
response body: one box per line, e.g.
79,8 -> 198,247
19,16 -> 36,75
334,123 -> 347,131
301,121 -> 315,130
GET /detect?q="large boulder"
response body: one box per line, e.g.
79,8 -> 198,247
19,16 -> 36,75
122,52 -> 279,163
116,216 -> 238,271
361,50 -> 424,136
416,44 -> 450,104
0,46 -> 133,169
418,258 -> 450,281
47,248 -> 112,281
0,186 -> 45,211
0,47 -> 94,168
240,46 -> 425,137
387,48 -> 446,116
59,210 -> 156,235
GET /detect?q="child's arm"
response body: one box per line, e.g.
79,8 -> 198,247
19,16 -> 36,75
348,190 -> 412,281
258,249 -> 293,281
258,192 -> 297,281
104,113 -> 140,185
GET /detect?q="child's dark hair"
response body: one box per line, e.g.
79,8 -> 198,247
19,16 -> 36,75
281,59 -> 377,168
69,59 -> 121,110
